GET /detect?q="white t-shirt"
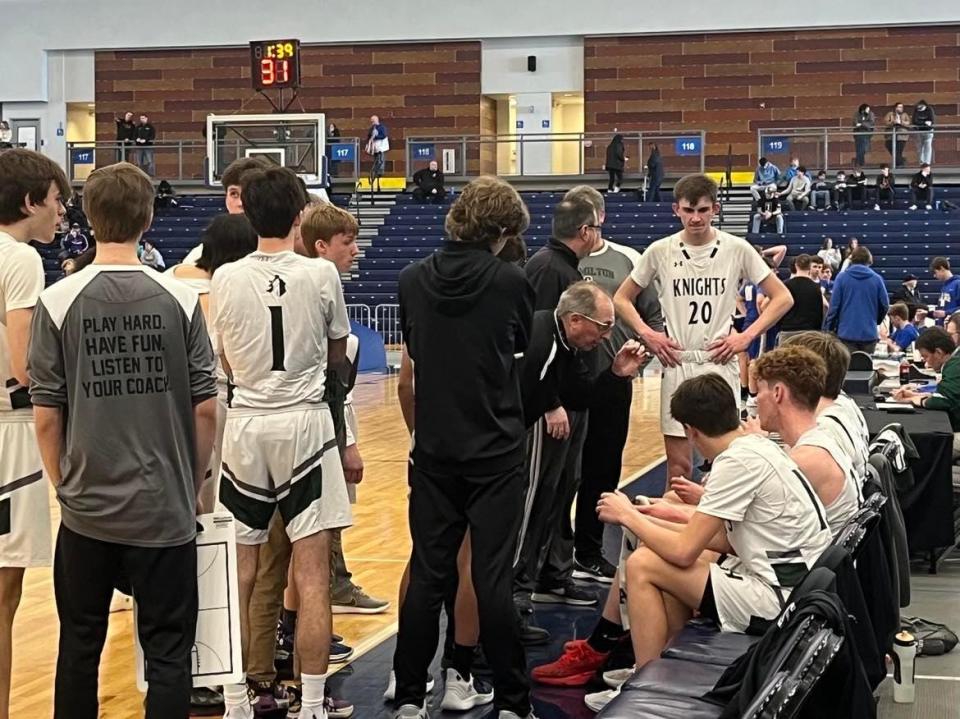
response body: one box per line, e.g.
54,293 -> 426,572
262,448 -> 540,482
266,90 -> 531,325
793,425 -> 862,536
211,251 -> 350,410
818,392 -> 870,482
698,434 -> 833,589
0,232 -> 44,413
630,230 -> 771,351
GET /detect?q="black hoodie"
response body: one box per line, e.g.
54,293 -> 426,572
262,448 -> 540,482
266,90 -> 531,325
605,134 -> 625,171
399,241 -> 534,473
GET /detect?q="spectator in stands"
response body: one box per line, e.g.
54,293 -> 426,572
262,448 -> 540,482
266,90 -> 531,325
880,303 -> 920,353
874,164 -> 895,210
912,99 -> 936,165
840,237 -> 859,273
833,170 -> 850,210
824,246 -> 889,353
154,179 -> 177,210
365,115 -> 389,192
893,328 -> 960,438
853,103 -> 875,166
411,160 -> 446,204
778,254 -> 824,345
750,157 -> 781,203
326,122 -> 341,176
59,223 -> 89,260
909,163 -> 934,210
327,121 -> 340,140
0,120 -> 11,148
890,273 -> 924,318
849,165 -> 869,208
818,237 -> 841,272
884,102 -> 910,167
115,111 -> 136,162
820,265 -> 834,297
645,144 -> 663,202
781,157 -> 800,188
604,134 -> 626,193
808,170 -> 833,211
60,248 -> 95,279
930,256 -> 960,320
780,165 -> 810,211
751,184 -> 784,234
135,114 -> 156,176
139,239 -> 164,270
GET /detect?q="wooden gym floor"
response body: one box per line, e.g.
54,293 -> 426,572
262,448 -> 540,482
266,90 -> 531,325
10,373 -> 664,718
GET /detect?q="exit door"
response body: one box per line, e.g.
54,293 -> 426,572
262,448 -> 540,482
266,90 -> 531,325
10,119 -> 41,151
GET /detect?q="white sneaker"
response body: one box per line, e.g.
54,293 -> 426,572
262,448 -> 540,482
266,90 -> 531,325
926,204 -> 933,210
602,666 -> 635,689
298,708 -> 328,719
393,703 -> 427,719
584,686 -> 621,713
745,395 -> 758,418
440,668 -> 494,711
223,703 -> 255,719
383,671 -> 435,702
909,204 -> 917,210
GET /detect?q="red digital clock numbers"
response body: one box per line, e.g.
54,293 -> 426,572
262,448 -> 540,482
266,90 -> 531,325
250,40 -> 301,90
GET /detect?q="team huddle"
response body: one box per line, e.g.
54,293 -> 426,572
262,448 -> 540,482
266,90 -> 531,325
0,148 -> 872,719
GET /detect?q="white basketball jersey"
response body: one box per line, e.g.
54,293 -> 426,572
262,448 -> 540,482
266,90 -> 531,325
818,393 -> 870,482
698,434 -> 833,590
630,230 -> 771,351
794,425 -> 862,536
211,251 -> 350,410
0,232 -> 45,413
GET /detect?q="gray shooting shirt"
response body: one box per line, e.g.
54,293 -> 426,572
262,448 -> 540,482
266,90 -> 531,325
28,265 -> 217,547
579,240 -> 664,369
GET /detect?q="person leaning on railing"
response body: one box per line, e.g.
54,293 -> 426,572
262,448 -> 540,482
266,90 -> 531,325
884,102 -> 910,167
853,103 -> 875,166
912,100 -> 936,166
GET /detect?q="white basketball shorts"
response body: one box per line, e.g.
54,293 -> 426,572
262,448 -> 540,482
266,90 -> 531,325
660,352 -> 740,437
0,414 -> 52,567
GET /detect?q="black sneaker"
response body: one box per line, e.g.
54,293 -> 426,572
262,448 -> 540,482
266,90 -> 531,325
517,612 -> 551,645
531,581 -> 598,606
189,686 -> 224,716
572,555 -> 616,584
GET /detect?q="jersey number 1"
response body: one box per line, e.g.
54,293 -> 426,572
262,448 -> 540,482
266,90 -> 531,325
688,300 -> 713,325
269,306 -> 286,371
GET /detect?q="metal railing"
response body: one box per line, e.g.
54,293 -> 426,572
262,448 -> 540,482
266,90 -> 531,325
374,304 -> 402,347
345,303 -> 372,327
66,136 -> 362,185
404,130 -> 706,180
756,125 -> 960,174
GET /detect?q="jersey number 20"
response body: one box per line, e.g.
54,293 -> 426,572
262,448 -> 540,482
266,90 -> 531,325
688,300 -> 713,325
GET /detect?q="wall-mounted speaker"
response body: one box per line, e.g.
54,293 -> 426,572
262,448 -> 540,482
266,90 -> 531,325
527,55 -> 537,72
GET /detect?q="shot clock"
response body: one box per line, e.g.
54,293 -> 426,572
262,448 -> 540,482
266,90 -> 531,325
250,40 -> 301,90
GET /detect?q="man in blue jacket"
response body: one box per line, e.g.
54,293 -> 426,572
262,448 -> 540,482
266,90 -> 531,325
824,246 -> 889,353
931,256 -> 960,321
750,157 -> 780,202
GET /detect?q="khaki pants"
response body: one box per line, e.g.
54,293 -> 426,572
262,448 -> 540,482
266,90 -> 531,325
246,516 -> 352,681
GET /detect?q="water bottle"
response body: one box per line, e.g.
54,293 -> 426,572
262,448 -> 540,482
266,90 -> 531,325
892,631 -> 916,703
899,359 -> 911,386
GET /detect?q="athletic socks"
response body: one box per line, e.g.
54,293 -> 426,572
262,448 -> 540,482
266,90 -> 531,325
281,608 -> 298,638
301,673 -> 327,713
451,643 -> 476,681
588,617 -> 627,653
223,682 -> 249,709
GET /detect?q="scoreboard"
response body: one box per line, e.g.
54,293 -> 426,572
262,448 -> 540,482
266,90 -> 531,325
250,40 -> 301,90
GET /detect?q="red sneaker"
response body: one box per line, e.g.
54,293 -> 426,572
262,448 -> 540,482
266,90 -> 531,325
531,639 -> 609,686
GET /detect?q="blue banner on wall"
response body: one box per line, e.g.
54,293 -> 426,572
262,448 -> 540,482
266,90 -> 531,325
763,136 -> 790,154
674,137 -> 701,156
328,143 -> 355,162
411,143 -> 435,161
71,148 -> 94,165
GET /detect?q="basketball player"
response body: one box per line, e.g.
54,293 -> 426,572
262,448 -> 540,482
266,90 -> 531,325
598,372 -> 832,672
613,174 -> 793,483
181,155 -> 273,266
29,163 -> 219,719
565,185 -> 663,582
213,167 -> 352,719
780,331 -> 870,480
0,149 -> 66,719
752,346 -> 861,534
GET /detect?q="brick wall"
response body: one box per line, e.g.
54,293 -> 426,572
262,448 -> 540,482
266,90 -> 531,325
95,42 -> 481,181
585,27 -> 960,170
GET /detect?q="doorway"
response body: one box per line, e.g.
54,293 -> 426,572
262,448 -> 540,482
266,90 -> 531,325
9,118 -> 41,151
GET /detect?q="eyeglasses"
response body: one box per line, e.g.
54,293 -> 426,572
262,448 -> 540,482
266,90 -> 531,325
575,313 -> 615,331
582,224 -> 602,232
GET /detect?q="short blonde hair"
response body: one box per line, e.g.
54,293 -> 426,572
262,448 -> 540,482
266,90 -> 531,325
83,163 -> 154,243
301,203 -> 359,257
